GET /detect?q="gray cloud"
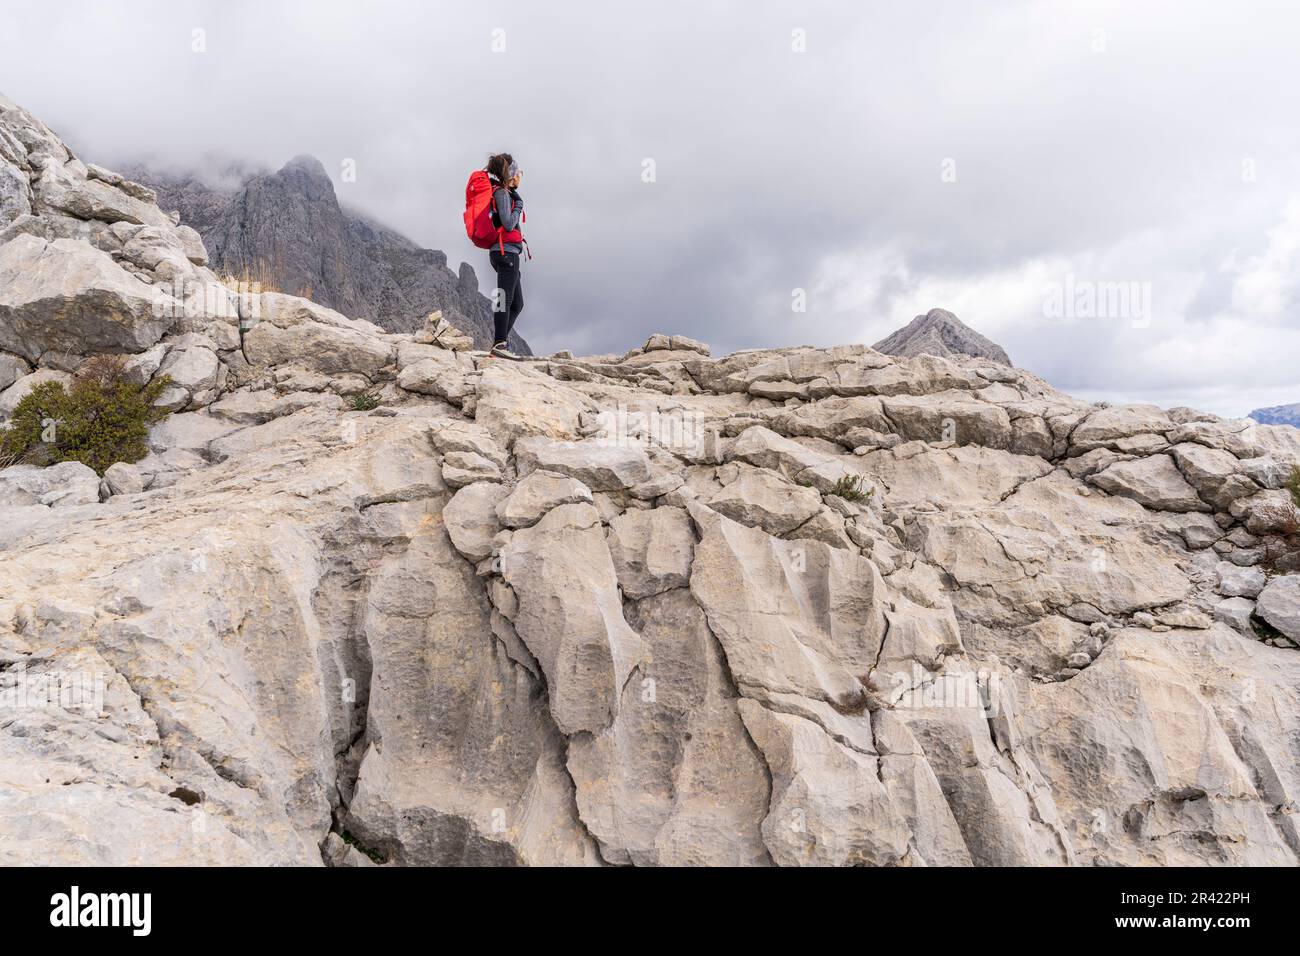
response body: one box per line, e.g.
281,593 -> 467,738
2,0 -> 1299,414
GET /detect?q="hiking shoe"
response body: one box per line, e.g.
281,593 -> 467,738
490,342 -> 522,360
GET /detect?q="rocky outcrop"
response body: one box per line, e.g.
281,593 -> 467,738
4,91 -> 1300,867
873,308 -> 1013,366
125,158 -> 530,353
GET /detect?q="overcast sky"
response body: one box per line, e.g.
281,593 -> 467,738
3,0 -> 1299,415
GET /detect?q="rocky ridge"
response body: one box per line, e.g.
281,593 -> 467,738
3,92 -> 1300,866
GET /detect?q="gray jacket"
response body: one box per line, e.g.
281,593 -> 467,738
493,187 -> 524,255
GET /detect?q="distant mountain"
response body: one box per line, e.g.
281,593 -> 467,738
1249,402 -> 1300,428
873,308 -> 1012,366
125,158 -> 528,353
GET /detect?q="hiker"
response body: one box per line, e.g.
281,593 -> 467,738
484,152 -> 526,359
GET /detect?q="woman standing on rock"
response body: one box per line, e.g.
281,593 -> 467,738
485,153 -> 526,359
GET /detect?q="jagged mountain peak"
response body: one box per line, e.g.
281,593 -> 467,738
873,307 -> 1013,366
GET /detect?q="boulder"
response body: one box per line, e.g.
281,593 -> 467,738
1071,404 -> 1174,450
0,352 -> 31,390
397,357 -> 474,405
1213,596 -> 1255,632
157,345 -> 220,405
1215,562 -> 1267,599
496,470 -> 593,529
35,160 -> 171,228
0,160 -> 30,223
1256,575 -> 1300,641
443,481 -> 509,562
514,436 -> 652,491
474,364 -> 589,445
706,465 -> 822,535
1088,454 -> 1210,512
243,316 -> 393,379
440,451 -> 501,488
1170,442 -> 1257,509
0,460 -> 100,507
101,460 -> 144,497
427,419 -> 505,469
0,235 -> 178,361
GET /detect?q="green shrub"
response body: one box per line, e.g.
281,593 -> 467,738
0,355 -> 173,475
1287,465 -> 1300,509
346,391 -> 380,411
829,474 -> 872,502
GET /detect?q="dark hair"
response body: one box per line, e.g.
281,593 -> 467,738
486,152 -> 515,186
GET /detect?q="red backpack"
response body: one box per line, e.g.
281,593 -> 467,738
464,170 -> 525,253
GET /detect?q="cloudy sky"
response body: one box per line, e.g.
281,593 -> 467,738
3,0 -> 1299,415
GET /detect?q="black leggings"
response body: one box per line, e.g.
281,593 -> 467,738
489,250 -> 523,344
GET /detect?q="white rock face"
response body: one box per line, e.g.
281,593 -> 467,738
3,90 -> 1300,867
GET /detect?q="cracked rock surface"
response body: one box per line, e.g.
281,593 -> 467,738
3,91 -> 1300,866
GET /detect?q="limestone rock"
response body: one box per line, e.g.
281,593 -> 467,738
243,311 -> 393,380
1213,596 -> 1255,632
101,461 -> 143,497
440,451 -> 501,488
1216,562 -> 1267,599
496,470 -> 593,529
474,364 -> 589,446
706,464 -> 822,535
443,481 -> 509,562
689,507 -> 885,706
606,506 -> 695,598
1256,575 -> 1300,641
0,235 -> 177,361
499,503 -> 646,735
739,700 -> 911,866
566,589 -> 767,865
0,460 -> 99,507
0,351 -> 30,390
514,436 -> 652,491
1089,454 -> 1210,512
3,93 -> 1300,869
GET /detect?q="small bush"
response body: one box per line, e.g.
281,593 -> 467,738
1287,465 -> 1300,509
829,474 -> 872,502
346,391 -> 380,412
0,355 -> 172,476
